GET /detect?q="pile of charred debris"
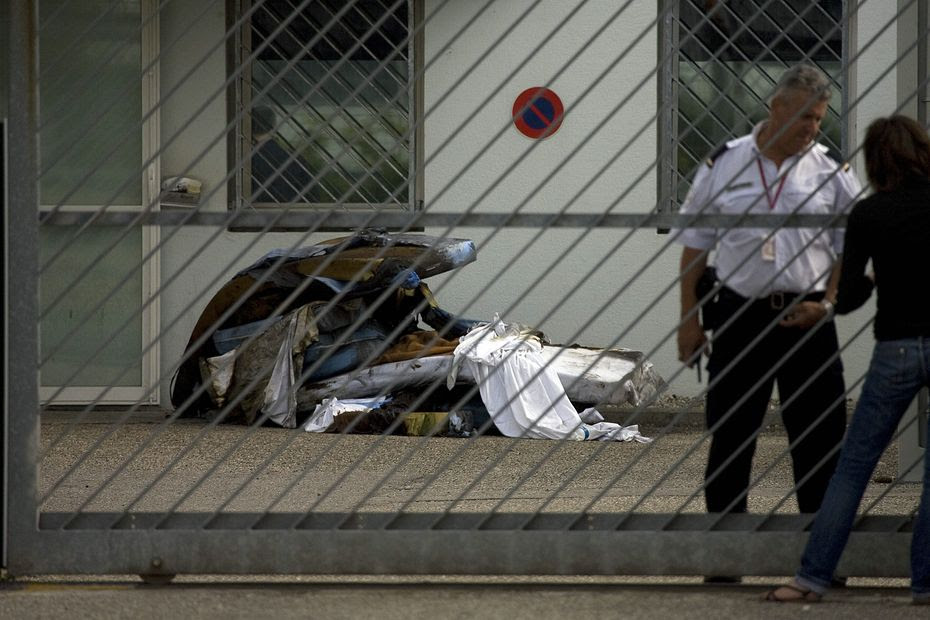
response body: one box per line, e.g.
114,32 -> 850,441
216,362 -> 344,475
171,230 -> 664,439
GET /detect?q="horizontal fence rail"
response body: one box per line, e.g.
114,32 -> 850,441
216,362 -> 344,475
38,211 -> 852,228
5,0 -> 928,579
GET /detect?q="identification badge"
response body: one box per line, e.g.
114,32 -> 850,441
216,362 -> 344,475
761,237 -> 775,261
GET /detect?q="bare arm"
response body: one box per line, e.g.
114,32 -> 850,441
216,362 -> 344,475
678,246 -> 710,366
825,258 -> 841,303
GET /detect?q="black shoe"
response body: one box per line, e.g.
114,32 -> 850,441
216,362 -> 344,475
831,576 -> 848,588
703,575 -> 742,584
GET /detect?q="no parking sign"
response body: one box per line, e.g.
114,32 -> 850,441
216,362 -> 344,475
512,87 -> 564,139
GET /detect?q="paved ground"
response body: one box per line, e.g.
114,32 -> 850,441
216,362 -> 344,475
3,408 -> 923,617
1,576 -> 926,619
35,407 -> 905,516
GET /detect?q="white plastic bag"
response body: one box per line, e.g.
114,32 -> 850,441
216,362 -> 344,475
303,396 -> 392,432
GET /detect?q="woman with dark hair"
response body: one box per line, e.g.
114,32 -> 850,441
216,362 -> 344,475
765,115 -> 930,604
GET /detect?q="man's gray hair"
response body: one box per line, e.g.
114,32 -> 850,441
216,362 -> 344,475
770,64 -> 832,103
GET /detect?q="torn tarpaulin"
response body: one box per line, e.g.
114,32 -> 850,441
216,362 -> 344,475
174,230 -> 665,434
171,230 -> 479,424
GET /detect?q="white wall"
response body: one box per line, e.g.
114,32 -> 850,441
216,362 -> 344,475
155,0 -> 901,407
834,1 -> 902,396
421,0 -> 677,378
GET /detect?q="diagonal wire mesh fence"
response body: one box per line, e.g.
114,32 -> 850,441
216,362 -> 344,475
4,0 -> 927,577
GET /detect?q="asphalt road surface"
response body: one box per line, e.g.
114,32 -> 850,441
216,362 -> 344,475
2,409 -> 921,618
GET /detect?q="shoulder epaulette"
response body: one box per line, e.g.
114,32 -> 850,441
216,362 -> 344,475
705,143 -> 729,168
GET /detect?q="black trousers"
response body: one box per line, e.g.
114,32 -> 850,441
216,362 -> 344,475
704,288 -> 847,514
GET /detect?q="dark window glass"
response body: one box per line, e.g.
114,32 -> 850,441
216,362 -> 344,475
668,1 -> 845,206
233,0 -> 412,208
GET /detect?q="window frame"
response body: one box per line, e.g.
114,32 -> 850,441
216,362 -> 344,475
225,0 -> 423,216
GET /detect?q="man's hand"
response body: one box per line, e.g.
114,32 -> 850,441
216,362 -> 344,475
778,301 -> 830,329
678,318 -> 709,367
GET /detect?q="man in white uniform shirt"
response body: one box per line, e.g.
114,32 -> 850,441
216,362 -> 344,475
673,65 -> 862,520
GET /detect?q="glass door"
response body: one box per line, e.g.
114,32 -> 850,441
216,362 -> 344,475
38,0 -> 159,405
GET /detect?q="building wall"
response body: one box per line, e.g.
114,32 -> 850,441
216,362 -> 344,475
420,0 -> 669,376
155,0 -> 900,407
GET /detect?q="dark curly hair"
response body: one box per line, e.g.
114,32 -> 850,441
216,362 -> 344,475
864,115 -> 930,192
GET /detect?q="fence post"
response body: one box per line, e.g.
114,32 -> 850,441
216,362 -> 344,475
5,0 -> 40,576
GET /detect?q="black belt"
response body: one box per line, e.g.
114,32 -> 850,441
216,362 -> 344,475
719,286 -> 822,311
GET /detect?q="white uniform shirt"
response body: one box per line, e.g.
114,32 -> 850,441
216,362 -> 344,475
673,123 -> 863,298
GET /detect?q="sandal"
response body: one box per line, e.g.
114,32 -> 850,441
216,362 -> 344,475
762,583 -> 823,603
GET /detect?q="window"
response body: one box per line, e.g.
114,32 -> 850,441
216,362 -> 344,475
659,0 -> 847,211
227,0 -> 420,211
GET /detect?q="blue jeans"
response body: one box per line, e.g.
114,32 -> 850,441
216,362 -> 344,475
796,337 -> 930,598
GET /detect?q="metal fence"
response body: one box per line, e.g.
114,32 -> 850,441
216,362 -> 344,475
4,0 -> 928,579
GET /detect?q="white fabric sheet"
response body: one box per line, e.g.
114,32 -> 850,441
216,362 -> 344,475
450,318 -> 651,443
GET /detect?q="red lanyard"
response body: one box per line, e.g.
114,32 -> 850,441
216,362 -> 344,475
756,159 -> 787,210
